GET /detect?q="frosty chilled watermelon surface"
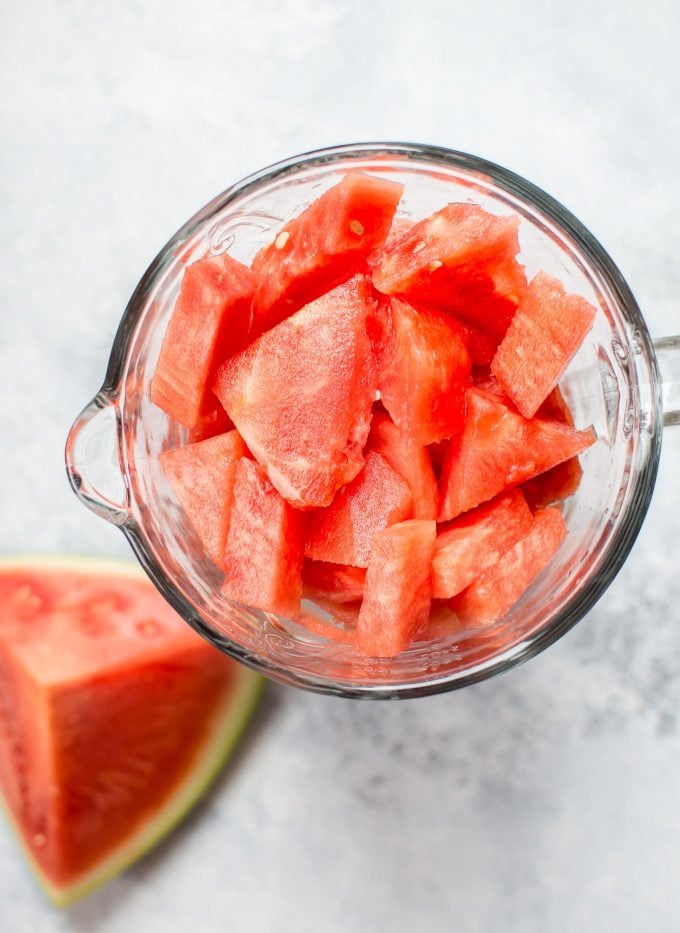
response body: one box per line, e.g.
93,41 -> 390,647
150,173 -> 598,659
0,557 -> 261,906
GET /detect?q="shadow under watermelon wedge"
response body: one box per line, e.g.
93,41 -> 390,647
0,555 -> 262,906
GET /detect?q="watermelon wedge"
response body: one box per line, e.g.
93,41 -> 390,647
371,203 -> 526,339
355,520 -> 436,658
432,489 -> 533,598
221,458 -> 305,618
438,387 -> 595,521
379,298 -> 471,445
0,557 -> 261,907
160,429 -> 246,566
150,253 -> 255,429
305,450 -> 413,568
491,272 -> 597,417
251,172 -> 403,335
452,507 -> 568,626
213,275 -> 377,509
368,412 -> 438,520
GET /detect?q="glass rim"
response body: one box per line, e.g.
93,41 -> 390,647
101,141 -> 664,699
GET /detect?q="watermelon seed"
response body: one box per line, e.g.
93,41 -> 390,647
275,230 -> 290,249
349,220 -> 364,236
135,619 -> 164,637
429,260 -> 443,271
413,241 -> 426,253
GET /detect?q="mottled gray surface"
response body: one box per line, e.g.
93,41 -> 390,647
2,1 -> 680,930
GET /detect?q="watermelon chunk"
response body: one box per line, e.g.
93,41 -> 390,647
355,520 -> 436,658
221,458 -> 305,618
368,411 -> 438,520
150,253 -> 255,429
213,276 -> 377,509
491,272 -> 597,417
0,557 -> 261,906
251,173 -> 403,335
302,560 -> 366,604
438,387 -> 595,521
432,489 -> 534,598
452,507 -> 568,626
379,298 -> 471,445
305,451 -> 413,568
160,430 -> 246,566
372,203 -> 526,339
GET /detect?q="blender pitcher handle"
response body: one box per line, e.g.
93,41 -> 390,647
65,392 -> 130,525
654,336 -> 680,427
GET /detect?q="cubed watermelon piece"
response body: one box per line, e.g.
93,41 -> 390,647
432,489 -> 534,598
150,253 -> 255,429
491,272 -> 597,417
305,451 -> 413,568
213,276 -> 377,509
302,561 -> 366,604
438,388 -> 595,521
251,173 -> 403,335
379,298 -> 471,445
160,430 -> 246,566
452,507 -> 567,626
355,520 -> 436,658
368,411 -> 438,520
221,458 -> 305,619
372,203 -> 526,339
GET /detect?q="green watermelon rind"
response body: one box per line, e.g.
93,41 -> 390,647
0,554 -> 263,908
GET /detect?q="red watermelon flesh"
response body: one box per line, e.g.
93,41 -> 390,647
186,402 -> 234,443
150,253 -> 255,429
491,272 -> 597,417
213,275 -> 377,509
302,560 -> 366,604
446,315 -> 501,366
379,298 -> 471,445
522,457 -> 584,509
0,559 -> 260,905
221,458 -> 305,619
371,203 -> 525,339
368,411 -> 438,520
355,520 -> 436,658
305,451 -> 413,568
438,387 -> 595,521
432,489 -> 534,598
452,507 -> 568,626
250,173 -> 403,336
160,429 -> 246,566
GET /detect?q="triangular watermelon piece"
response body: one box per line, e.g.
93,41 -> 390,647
251,173 -> 403,335
372,203 -> 526,340
150,253 -> 255,429
378,298 -> 471,445
432,489 -> 534,598
491,272 -> 597,417
438,387 -> 595,521
355,520 -> 436,658
0,557 -> 261,906
305,451 -> 413,568
160,430 -> 246,566
452,507 -> 567,626
368,411 -> 438,520
213,275 -> 377,509
221,458 -> 305,619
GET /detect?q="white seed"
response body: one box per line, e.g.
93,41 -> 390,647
349,220 -> 364,236
429,260 -> 443,271
413,241 -> 426,253
275,230 -> 290,249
